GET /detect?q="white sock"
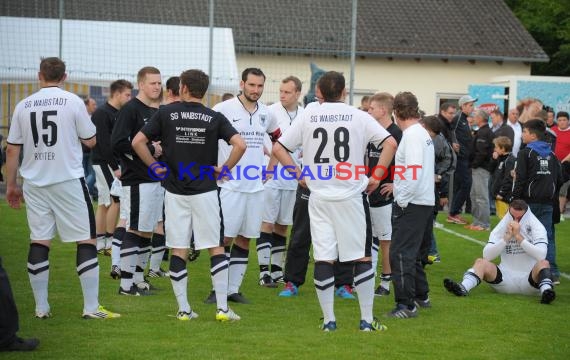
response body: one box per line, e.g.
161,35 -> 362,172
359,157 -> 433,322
211,254 -> 229,311
461,269 -> 481,292
354,262 -> 374,323
314,262 -> 335,323
169,255 -> 190,313
77,244 -> 100,314
228,245 -> 248,294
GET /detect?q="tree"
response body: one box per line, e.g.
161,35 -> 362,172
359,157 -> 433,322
506,0 -> 570,76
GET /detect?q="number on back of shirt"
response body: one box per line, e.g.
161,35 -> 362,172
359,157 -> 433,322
313,126 -> 350,163
30,111 -> 58,147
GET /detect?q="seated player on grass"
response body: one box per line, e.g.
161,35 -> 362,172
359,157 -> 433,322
443,199 -> 556,304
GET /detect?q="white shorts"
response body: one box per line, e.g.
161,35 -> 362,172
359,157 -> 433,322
489,265 -> 539,295
262,187 -> 295,225
370,203 -> 392,240
220,188 -> 264,238
164,190 -> 222,250
23,178 -> 95,242
93,164 -> 117,207
309,194 -> 369,262
122,182 -> 164,232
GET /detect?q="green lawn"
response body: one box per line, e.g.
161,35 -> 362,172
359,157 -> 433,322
1,202 -> 569,359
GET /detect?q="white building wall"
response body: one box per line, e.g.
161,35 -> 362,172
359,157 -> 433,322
237,54 -> 530,114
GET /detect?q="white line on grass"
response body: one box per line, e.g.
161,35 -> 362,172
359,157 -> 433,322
436,223 -> 570,281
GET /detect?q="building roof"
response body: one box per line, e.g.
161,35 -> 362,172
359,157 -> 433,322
0,0 -> 548,63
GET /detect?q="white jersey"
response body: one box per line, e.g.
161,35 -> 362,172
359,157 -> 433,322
393,123 -> 435,207
484,208 -> 547,273
265,102 -> 304,190
7,87 -> 95,187
278,102 -> 391,201
215,97 -> 279,193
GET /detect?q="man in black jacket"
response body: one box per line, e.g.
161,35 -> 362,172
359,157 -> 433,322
448,95 -> 476,225
466,110 -> 494,231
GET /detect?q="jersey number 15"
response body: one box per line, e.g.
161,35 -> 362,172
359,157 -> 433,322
30,111 -> 58,147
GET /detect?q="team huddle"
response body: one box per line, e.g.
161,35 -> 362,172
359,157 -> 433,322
5,57 -> 566,334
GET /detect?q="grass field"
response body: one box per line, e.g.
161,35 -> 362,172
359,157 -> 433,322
1,202 -> 569,359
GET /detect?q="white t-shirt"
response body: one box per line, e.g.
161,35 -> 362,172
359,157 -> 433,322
215,97 -> 279,193
507,121 -> 522,156
278,102 -> 391,201
7,86 -> 95,187
265,102 -> 304,190
393,123 -> 435,207
484,208 -> 547,273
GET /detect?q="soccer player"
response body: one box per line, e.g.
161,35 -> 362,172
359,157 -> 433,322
211,68 -> 281,304
91,80 -> 133,259
257,76 -> 303,287
5,57 -> 119,319
386,92 -> 435,319
443,200 -> 556,304
111,66 -> 163,295
273,71 -> 397,332
366,92 -> 402,297
133,69 -> 246,321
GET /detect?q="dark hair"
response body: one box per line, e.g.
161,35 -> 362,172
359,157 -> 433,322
393,92 -> 420,120
241,68 -> 265,82
110,79 -> 133,96
493,136 -> 512,152
422,115 -> 442,134
137,66 -> 160,84
221,92 -> 234,101
316,71 -> 345,102
510,199 -> 528,211
556,111 -> 569,119
180,69 -> 209,99
282,75 -> 302,92
491,109 -> 503,118
40,57 -> 66,82
166,76 -> 180,96
522,118 -> 546,139
440,102 -> 456,112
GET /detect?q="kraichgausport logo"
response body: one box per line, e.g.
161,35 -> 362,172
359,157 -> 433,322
147,162 -> 422,182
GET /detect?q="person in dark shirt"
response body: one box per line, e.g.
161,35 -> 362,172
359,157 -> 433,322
466,110 -> 495,231
490,136 -> 515,219
366,92 -> 401,297
133,69 -> 247,321
111,66 -> 163,296
448,95 -> 476,225
91,80 -> 133,257
512,119 -> 564,284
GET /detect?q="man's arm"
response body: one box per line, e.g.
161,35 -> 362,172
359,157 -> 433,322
132,131 -> 156,168
483,216 -> 510,260
5,144 -> 23,209
80,136 -> 96,149
273,142 -> 301,180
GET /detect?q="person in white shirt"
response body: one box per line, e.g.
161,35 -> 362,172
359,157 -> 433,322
443,199 -> 555,304
257,76 -> 303,287
273,71 -> 397,332
386,91 -> 435,319
507,108 -> 522,156
211,68 -> 281,304
5,57 -> 120,319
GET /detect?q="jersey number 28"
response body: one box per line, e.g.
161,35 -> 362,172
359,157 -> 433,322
313,126 -> 350,163
30,111 -> 58,147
